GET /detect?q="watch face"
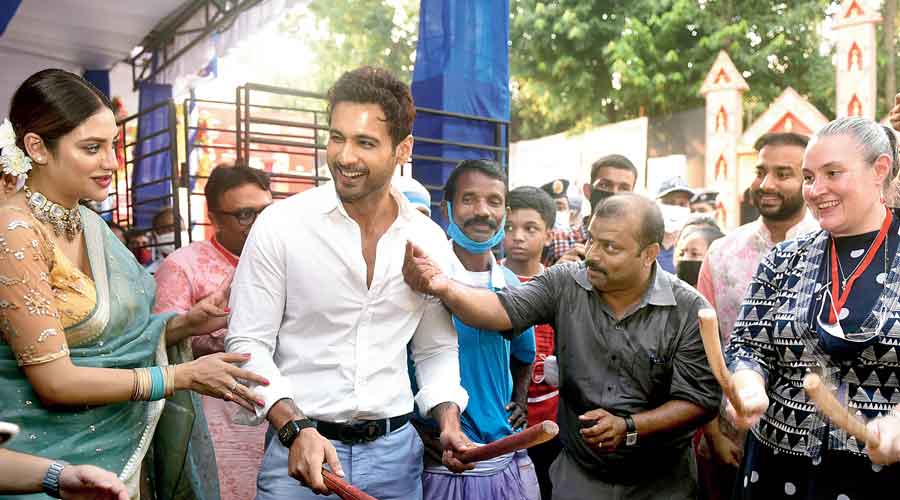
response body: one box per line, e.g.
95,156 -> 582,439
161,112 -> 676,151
626,433 -> 638,446
279,424 -> 295,445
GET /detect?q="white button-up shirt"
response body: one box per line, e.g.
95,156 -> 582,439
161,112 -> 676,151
226,183 -> 468,424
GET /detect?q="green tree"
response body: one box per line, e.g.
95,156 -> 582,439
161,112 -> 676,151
511,0 -> 843,140
278,0 -> 419,93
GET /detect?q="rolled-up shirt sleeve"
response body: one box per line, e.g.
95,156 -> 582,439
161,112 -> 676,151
410,295 -> 469,417
670,295 -> 722,412
225,212 -> 292,425
496,264 -> 563,332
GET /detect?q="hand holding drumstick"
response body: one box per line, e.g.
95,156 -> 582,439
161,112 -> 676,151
804,373 -> 900,465
697,309 -> 770,429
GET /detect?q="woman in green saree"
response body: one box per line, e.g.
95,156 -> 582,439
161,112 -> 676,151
0,70 -> 268,499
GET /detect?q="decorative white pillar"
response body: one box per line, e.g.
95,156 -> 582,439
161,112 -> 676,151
833,0 -> 881,119
701,51 -> 748,229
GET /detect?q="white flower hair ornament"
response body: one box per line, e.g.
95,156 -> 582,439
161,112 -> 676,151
0,119 -> 31,191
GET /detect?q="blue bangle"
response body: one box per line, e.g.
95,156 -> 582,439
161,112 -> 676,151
149,366 -> 166,401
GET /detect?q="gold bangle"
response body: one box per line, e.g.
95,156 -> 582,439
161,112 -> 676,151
164,366 -> 176,398
130,369 -> 140,401
137,368 -> 151,401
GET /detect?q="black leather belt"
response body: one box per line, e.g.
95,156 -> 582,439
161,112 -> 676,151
315,413 -> 412,444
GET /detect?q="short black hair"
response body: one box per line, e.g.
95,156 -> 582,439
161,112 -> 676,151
508,186 -> 556,229
443,159 -> 508,204
327,66 -> 415,147
590,154 -> 638,186
591,193 -> 664,248
204,163 -> 271,212
753,132 -> 809,151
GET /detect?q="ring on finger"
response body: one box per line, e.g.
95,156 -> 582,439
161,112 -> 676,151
229,380 -> 238,391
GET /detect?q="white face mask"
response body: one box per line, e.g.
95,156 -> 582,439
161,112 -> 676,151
154,230 -> 189,258
155,232 -> 176,257
554,210 -> 571,231
659,203 -> 690,234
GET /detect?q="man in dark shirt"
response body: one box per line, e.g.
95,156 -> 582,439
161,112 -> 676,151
403,193 -> 721,499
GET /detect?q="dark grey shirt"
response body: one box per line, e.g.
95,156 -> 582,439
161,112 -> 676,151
497,262 -> 721,484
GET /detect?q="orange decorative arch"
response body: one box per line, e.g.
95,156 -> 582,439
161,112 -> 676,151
713,68 -> 731,85
844,0 -> 864,18
715,106 -> 728,133
771,113 -> 813,135
848,42 -> 862,71
715,154 -> 728,180
848,94 -> 863,117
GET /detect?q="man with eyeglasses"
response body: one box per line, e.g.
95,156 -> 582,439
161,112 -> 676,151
153,163 -> 272,500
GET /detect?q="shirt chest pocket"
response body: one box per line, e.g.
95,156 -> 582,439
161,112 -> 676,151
628,348 -> 673,405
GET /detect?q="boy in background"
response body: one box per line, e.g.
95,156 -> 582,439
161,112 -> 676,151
502,186 -> 560,500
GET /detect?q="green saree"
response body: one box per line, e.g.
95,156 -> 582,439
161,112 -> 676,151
0,207 -> 216,499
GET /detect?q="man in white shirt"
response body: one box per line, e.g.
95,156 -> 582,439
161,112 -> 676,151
226,66 -> 471,500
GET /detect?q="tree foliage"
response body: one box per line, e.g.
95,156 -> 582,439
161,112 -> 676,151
510,0 -> 849,140
278,0 -> 419,93
278,0 -> 897,142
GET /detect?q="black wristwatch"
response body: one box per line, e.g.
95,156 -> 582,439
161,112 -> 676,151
278,418 -> 317,448
623,415 -> 638,447
42,461 -> 68,498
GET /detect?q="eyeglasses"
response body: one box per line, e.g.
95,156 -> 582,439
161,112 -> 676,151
212,206 -> 269,226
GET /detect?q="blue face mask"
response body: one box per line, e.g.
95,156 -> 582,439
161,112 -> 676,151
446,201 -> 506,254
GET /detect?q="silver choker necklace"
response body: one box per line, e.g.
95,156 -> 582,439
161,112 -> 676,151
23,185 -> 83,241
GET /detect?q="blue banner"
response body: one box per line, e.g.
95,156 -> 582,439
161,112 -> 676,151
132,82 -> 174,229
83,70 -> 110,98
411,0 -> 510,227
0,0 -> 22,36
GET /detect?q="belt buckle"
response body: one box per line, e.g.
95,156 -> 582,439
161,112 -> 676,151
338,421 -> 380,444
361,421 -> 380,442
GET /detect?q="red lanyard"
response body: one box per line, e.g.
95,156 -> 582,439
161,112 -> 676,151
828,209 -> 893,323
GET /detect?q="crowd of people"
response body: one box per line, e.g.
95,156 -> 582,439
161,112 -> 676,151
3,63 -> 900,500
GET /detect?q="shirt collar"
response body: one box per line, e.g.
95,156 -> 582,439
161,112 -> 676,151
318,182 -> 417,224
210,236 -> 239,267
572,262 -> 676,307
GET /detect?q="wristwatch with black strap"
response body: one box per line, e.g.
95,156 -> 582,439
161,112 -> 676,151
623,415 -> 638,446
278,418 -> 317,448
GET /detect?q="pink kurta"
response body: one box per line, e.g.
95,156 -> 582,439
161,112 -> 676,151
154,239 -> 266,500
696,212 -> 819,345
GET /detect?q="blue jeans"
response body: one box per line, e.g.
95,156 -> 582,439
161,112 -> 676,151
256,422 -> 424,500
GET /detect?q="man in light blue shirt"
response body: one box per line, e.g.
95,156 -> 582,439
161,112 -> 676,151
409,159 -> 539,500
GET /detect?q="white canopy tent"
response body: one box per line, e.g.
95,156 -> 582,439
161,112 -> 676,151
0,0 -> 299,117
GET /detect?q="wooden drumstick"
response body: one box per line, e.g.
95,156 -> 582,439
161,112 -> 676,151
698,308 -> 746,414
457,420 -> 559,464
322,470 -> 379,500
803,373 -> 881,448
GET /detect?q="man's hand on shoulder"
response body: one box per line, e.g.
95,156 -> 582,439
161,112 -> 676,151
403,241 -> 451,297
